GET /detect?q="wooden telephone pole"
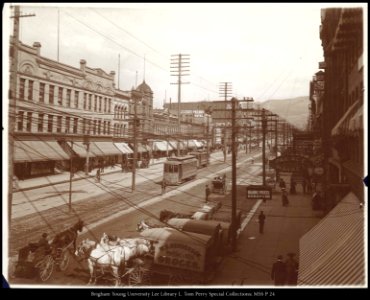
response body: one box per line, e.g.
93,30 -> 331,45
9,5 -> 35,226
170,54 -> 190,156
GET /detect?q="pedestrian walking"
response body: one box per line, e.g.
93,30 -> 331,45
271,255 -> 286,286
290,178 -> 296,194
285,253 -> 299,285
258,211 -> 266,234
205,184 -> 211,203
96,168 -> 101,182
279,178 -> 286,191
161,180 -> 166,195
282,189 -> 289,206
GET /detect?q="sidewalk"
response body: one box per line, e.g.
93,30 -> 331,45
14,157 -> 168,192
210,186 -> 321,286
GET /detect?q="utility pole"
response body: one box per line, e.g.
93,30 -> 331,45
231,97 -> 237,252
262,109 -> 267,186
9,5 -> 35,226
275,118 -> 278,156
131,89 -> 138,191
69,141 -> 73,213
170,54 -> 190,156
219,82 -> 232,162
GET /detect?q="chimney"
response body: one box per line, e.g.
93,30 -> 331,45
80,59 -> 86,73
33,42 -> 41,56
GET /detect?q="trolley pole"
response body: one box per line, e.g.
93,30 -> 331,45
231,97 -> 237,252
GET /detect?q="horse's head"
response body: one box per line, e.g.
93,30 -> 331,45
75,239 -> 96,258
137,220 -> 150,232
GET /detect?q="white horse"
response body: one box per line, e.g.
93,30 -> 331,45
75,235 -> 151,286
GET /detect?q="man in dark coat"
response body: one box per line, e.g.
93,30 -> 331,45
205,185 -> 211,202
258,211 -> 266,234
285,253 -> 299,285
271,255 -> 286,285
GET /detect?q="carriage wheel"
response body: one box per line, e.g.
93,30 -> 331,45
128,266 -> 151,286
37,255 -> 54,282
58,250 -> 70,271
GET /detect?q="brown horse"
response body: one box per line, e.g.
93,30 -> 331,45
51,219 -> 84,252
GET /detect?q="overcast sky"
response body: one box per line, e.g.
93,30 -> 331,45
3,3 -> 367,108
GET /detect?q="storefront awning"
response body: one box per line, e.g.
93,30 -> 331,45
331,101 -> 362,136
153,141 -> 169,152
169,140 -> 185,150
94,142 -> 122,156
349,105 -> 363,131
129,143 -> 149,153
67,141 -> 88,158
114,142 -> 133,154
193,140 -> 203,148
298,192 -> 365,286
14,141 -> 69,162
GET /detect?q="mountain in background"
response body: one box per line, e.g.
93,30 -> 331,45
259,96 -> 309,130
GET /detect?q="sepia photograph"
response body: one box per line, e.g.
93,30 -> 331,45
2,3 -> 367,290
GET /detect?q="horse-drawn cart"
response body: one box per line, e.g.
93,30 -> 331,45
13,239 -> 73,282
12,220 -> 84,282
211,176 -> 226,194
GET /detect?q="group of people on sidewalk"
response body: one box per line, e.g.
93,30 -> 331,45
271,253 -> 299,286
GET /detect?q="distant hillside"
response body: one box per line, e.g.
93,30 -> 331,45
259,96 -> 309,130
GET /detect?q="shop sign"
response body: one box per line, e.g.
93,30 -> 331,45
246,185 -> 272,200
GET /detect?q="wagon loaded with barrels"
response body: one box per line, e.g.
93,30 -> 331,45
138,224 -> 223,285
12,220 -> 84,282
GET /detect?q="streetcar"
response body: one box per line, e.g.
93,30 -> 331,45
188,151 -> 208,168
163,155 -> 198,185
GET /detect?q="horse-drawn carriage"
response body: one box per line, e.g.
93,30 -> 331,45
211,176 -> 227,194
12,220 -> 84,282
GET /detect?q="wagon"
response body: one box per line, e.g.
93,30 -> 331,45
11,220 -> 83,282
12,239 -> 73,282
211,177 -> 226,194
135,227 -> 222,285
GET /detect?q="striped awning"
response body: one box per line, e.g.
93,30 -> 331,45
331,101 -> 362,136
169,140 -> 185,150
14,141 -> 69,162
114,142 -> 133,154
298,192 -> 365,286
349,105 -> 363,131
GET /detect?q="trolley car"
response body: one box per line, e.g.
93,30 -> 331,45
163,155 -> 198,185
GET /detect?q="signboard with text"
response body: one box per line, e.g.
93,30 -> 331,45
246,185 -> 272,200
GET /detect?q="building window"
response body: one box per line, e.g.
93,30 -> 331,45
66,89 -> 71,107
107,121 -> 110,135
49,85 -> 54,104
82,119 -> 86,134
94,96 -> 98,112
98,120 -> 101,135
26,112 -> 32,132
19,78 -> 26,100
17,111 -> 24,131
93,120 -> 96,135
73,118 -> 78,134
74,91 -> 79,108
87,119 -> 91,134
104,98 -> 107,112
99,96 -> 102,112
103,121 -> 106,134
48,115 -> 53,133
57,116 -> 62,133
58,87 -> 63,105
108,99 -> 111,113
89,94 -> 92,110
83,93 -> 87,109
38,113 -> 44,132
28,80 -> 33,101
39,82 -> 45,103
65,117 -> 70,133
